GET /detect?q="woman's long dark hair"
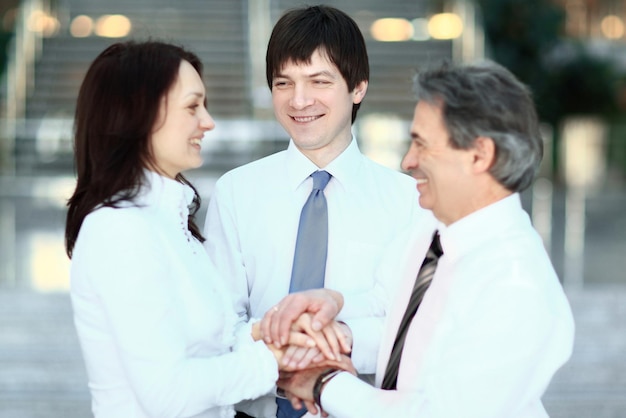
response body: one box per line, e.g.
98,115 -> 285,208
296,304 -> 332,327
65,40 -> 205,258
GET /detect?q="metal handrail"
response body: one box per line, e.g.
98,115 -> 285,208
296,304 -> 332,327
1,0 -> 52,175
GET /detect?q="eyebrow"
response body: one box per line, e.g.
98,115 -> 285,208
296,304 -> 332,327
274,70 -> 337,79
308,70 -> 336,78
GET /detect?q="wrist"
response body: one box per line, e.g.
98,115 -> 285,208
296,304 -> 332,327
313,368 -> 342,411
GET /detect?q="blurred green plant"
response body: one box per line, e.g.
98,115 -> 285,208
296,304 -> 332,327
475,0 -> 625,178
476,0 -> 622,124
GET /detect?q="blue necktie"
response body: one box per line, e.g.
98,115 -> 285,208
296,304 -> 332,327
277,170 -> 331,418
289,170 -> 332,292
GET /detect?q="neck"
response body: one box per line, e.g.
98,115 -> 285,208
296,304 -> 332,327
442,179 -> 512,226
297,135 -> 352,168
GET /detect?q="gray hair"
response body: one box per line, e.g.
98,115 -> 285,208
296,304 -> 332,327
413,60 -> 543,192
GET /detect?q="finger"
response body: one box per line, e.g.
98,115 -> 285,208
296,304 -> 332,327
310,296 -> 339,331
295,315 -> 335,361
313,355 -> 355,374
270,304 -> 290,348
297,347 -> 322,369
274,296 -> 304,346
287,330 -> 316,349
260,306 -> 278,344
287,347 -> 310,370
286,392 -> 306,413
334,321 -> 353,354
322,324 -> 342,361
311,350 -> 325,364
280,345 -> 299,370
303,399 -> 319,415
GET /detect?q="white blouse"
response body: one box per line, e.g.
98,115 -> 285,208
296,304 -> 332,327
70,170 -> 278,418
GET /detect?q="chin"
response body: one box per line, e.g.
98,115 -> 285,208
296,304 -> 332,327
418,195 -> 433,211
187,158 -> 204,171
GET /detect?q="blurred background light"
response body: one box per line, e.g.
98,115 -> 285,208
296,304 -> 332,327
600,15 -> 624,40
70,15 -> 93,38
428,12 -> 463,40
371,17 -> 413,42
94,14 -> 131,38
27,9 -> 59,37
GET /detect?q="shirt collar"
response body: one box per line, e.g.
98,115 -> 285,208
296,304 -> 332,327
140,169 -> 195,213
285,136 -> 362,191
438,193 -> 525,261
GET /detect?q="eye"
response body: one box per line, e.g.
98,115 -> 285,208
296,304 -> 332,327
412,137 -> 426,148
272,79 -> 290,89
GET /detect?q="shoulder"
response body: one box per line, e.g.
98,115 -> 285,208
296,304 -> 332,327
359,156 -> 416,189
210,150 -> 288,205
455,224 -> 561,308
218,150 -> 287,184
78,205 -> 155,246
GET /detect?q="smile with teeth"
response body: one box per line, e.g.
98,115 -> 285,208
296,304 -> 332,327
292,115 -> 321,123
190,138 -> 202,146
416,178 -> 428,185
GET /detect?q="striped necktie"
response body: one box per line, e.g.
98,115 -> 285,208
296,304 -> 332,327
381,231 -> 443,390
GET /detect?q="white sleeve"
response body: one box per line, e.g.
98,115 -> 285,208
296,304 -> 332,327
203,175 -> 250,322
73,210 -> 278,417
322,280 -> 574,418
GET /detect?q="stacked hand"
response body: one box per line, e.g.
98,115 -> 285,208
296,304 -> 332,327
257,289 -> 358,415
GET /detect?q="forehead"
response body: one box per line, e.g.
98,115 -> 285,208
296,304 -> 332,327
170,60 -> 204,93
412,100 -> 446,133
278,48 -> 337,74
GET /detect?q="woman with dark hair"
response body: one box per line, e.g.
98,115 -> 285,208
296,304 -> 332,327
65,40 -> 347,418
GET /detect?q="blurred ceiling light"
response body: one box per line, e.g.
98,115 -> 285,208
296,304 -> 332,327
411,18 -> 430,41
600,15 -> 624,39
70,15 -> 94,37
371,18 -> 413,42
95,14 -> 132,38
428,13 -> 463,40
27,9 -> 60,37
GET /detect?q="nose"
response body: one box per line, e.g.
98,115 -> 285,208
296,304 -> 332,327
199,107 -> 216,131
289,84 -> 314,110
401,141 -> 419,173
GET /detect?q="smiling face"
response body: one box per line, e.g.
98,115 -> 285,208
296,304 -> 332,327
271,48 -> 367,167
401,100 -> 478,225
149,60 -> 215,178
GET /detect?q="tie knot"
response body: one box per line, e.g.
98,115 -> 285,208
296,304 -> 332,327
311,170 -> 331,191
430,232 -> 443,258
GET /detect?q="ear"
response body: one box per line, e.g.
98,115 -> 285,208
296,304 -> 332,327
352,80 -> 368,104
471,136 -> 496,174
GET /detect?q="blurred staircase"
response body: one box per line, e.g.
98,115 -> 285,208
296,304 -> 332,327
16,0 -> 454,175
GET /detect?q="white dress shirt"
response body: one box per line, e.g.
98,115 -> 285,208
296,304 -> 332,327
203,138 -> 424,417
71,171 -> 278,418
320,193 -> 575,418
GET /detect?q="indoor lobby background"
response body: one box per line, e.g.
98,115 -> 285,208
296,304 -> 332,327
1,0 -> 625,416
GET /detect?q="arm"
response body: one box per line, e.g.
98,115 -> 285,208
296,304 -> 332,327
282,277 -> 574,418
73,210 -> 279,417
